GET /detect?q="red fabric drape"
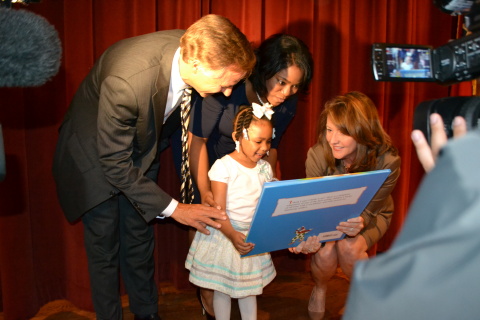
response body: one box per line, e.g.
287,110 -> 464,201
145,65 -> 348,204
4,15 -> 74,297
0,0 -> 464,318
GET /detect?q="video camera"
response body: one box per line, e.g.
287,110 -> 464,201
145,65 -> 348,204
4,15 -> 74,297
371,0 -> 480,142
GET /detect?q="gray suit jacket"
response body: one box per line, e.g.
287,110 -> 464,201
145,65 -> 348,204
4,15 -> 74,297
52,30 -> 185,223
343,129 -> 480,319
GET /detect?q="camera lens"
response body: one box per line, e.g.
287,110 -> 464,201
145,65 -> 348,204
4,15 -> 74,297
413,96 -> 480,144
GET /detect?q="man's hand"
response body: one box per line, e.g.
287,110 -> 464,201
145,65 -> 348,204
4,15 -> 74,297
170,203 -> 226,235
411,113 -> 467,173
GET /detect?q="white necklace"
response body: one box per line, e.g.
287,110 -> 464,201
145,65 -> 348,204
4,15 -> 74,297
255,91 -> 266,105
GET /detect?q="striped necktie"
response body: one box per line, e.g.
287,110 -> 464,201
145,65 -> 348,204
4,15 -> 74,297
180,87 -> 194,203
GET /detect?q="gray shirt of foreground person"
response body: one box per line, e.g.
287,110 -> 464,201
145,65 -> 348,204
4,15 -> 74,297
343,129 -> 480,320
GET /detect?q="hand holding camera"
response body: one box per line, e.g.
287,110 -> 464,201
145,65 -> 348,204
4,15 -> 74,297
411,113 -> 467,172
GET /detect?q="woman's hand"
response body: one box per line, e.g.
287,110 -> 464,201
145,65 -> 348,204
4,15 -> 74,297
337,216 -> 364,237
288,236 -> 322,254
230,231 -> 255,255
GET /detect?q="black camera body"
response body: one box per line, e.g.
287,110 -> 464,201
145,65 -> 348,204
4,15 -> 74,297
373,38 -> 480,142
372,32 -> 480,85
372,0 -> 480,143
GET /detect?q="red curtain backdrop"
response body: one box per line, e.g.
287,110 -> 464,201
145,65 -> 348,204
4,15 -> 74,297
0,0 -> 467,318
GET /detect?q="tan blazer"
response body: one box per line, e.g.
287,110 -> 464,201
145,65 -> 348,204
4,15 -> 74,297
305,143 -> 401,248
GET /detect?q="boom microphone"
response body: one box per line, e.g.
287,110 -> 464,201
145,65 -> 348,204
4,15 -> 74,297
0,8 -> 62,87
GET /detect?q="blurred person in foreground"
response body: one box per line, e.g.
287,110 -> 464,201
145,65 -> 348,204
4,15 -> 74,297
343,113 -> 479,320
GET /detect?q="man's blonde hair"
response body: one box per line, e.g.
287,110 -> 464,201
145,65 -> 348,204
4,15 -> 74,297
180,14 -> 255,75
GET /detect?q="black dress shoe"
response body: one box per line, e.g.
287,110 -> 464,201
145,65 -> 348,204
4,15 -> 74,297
196,288 -> 216,320
133,314 -> 161,320
203,309 -> 215,320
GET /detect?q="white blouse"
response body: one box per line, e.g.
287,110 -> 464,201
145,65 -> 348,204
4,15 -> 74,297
208,155 -> 273,222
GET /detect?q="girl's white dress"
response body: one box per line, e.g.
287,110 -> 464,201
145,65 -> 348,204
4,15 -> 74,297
185,155 -> 276,298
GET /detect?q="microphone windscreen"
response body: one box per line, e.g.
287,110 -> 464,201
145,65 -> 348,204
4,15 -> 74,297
0,8 -> 62,87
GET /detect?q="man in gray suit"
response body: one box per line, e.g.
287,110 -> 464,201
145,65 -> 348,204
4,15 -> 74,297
52,14 -> 255,320
343,113 -> 480,319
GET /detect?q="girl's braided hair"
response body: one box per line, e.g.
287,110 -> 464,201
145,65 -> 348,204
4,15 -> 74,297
232,105 -> 273,141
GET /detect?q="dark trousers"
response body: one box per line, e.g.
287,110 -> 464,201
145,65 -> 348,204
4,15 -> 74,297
82,193 -> 158,320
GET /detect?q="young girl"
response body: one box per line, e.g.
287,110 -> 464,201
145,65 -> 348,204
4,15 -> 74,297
185,103 -> 277,320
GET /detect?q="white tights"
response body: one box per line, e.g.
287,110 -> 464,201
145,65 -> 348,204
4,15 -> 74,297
213,290 -> 257,320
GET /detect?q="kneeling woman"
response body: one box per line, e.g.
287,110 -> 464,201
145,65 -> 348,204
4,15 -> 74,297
291,91 -> 401,319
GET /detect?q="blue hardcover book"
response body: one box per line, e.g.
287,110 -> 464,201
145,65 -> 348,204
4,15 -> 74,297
242,169 -> 391,257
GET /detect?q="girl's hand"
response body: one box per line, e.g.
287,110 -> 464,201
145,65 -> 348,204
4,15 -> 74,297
288,236 -> 322,255
201,190 -> 222,210
337,216 -> 364,237
230,231 -> 255,255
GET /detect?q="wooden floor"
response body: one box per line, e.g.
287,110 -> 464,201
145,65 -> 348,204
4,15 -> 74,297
9,269 -> 350,320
